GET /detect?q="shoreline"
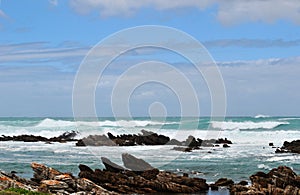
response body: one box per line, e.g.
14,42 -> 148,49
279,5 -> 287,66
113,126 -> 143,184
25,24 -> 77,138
1,156 -> 299,195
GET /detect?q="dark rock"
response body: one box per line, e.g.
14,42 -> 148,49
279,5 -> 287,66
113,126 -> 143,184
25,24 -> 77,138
223,144 -> 230,148
77,134 -> 116,146
0,131 -> 78,143
101,157 -> 125,173
122,153 -> 154,171
230,165 -> 300,194
213,178 -> 234,187
172,147 -> 192,152
78,164 -> 94,173
215,138 -> 232,144
237,180 -> 248,186
276,140 -> 300,154
269,142 -> 274,146
166,138 -> 182,145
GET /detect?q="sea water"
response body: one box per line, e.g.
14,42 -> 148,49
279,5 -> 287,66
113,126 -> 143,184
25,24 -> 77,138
0,116 -> 299,185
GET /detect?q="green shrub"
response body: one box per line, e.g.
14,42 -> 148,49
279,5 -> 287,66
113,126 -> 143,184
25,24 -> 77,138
0,188 -> 50,195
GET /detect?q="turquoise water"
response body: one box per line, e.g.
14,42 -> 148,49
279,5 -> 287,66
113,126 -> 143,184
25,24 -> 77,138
0,116 -> 299,185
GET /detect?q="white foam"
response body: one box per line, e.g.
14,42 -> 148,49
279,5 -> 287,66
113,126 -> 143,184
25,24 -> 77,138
211,121 -> 289,130
35,118 -> 176,128
254,114 -> 270,118
257,164 -> 271,170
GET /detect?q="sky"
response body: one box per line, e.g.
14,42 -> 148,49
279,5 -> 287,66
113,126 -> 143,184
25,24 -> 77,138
0,0 -> 300,117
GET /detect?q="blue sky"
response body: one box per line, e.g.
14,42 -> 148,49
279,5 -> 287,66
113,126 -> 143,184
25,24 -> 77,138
0,0 -> 300,117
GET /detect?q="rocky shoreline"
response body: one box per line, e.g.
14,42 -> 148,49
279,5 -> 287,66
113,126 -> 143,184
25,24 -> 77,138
0,130 -> 233,152
0,153 -> 299,195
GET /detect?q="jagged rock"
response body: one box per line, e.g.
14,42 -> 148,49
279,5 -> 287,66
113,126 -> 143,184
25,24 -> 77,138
31,162 -> 62,182
0,131 -> 78,143
276,140 -> 300,154
78,164 -> 94,173
101,157 -> 125,173
78,154 -> 208,194
49,130 -> 78,142
122,153 -> 154,171
230,166 -> 300,194
0,172 -> 33,191
216,138 -> 232,144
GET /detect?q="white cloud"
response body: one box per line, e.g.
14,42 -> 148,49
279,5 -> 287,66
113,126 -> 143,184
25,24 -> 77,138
69,0 -> 214,17
204,39 -> 300,48
69,0 -> 300,25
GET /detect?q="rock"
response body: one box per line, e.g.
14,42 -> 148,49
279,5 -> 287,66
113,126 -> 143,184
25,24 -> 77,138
269,142 -> 274,146
49,130 -> 78,142
41,180 -> 69,190
172,147 -> 192,152
0,172 -> 33,191
122,153 -> 154,171
230,166 -> 300,194
78,164 -> 94,173
78,154 -> 209,194
141,168 -> 160,180
238,180 -> 248,186
276,140 -> 300,154
0,131 -> 79,143
166,139 -> 182,145
211,178 -> 234,189
223,144 -> 230,148
101,157 -> 125,173
77,134 -> 116,146
215,138 -> 232,144
31,162 -> 62,182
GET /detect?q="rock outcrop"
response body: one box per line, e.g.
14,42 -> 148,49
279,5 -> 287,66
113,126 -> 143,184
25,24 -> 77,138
0,131 -> 78,143
275,140 -> 300,154
230,166 -> 300,194
75,130 -> 232,149
77,153 -> 209,194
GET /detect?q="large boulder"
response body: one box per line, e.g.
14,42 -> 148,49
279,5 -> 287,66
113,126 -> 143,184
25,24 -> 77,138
122,153 -> 154,171
101,157 -> 125,173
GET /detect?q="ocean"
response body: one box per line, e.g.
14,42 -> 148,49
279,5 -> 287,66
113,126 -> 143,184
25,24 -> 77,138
0,116 -> 299,185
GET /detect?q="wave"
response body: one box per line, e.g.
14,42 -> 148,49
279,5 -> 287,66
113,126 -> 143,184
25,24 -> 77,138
35,118 -> 177,128
278,117 -> 300,121
211,121 -> 289,130
254,114 -> 270,119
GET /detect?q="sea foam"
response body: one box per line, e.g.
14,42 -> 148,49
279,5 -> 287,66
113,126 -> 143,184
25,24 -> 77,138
211,121 -> 289,130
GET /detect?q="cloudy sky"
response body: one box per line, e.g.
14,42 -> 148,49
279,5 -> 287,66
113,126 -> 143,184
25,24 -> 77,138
0,0 -> 300,117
